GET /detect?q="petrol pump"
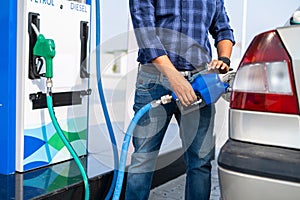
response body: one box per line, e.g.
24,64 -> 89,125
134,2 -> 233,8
0,0 -> 92,174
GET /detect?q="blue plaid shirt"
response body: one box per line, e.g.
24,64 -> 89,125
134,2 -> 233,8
129,0 -> 235,70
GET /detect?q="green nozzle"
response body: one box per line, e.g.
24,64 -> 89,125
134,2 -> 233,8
33,34 -> 56,78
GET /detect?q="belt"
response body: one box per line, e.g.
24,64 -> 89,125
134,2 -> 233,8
139,64 -> 162,75
139,64 -> 193,78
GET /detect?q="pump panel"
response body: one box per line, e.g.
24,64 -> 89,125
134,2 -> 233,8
16,0 -> 91,172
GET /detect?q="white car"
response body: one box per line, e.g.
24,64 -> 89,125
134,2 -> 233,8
218,8 -> 300,200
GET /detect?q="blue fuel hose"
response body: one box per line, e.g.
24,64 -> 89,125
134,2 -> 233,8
112,102 -> 153,200
95,0 -> 119,199
46,94 -> 90,200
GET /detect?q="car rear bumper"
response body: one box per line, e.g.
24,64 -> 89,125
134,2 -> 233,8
218,139 -> 300,200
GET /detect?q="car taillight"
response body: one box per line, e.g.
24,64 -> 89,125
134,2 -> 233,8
230,30 -> 299,114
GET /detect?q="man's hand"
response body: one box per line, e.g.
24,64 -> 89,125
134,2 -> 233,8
209,59 -> 230,74
214,39 -> 234,74
152,55 -> 197,107
167,71 -> 197,107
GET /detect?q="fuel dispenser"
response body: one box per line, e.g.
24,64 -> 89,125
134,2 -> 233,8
0,0 -> 92,174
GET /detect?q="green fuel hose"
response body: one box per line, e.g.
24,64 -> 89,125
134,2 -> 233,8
46,91 -> 90,200
32,21 -> 90,200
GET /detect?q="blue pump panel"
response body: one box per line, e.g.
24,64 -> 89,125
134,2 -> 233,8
0,0 -> 17,175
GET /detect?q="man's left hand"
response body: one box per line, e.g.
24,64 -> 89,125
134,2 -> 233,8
208,59 -> 230,74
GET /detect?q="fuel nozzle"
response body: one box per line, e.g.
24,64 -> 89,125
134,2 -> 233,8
171,72 -> 230,114
33,34 -> 56,78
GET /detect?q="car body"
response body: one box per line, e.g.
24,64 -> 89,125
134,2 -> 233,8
218,8 -> 300,200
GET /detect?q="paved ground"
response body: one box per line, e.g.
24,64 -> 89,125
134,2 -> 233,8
149,159 -> 221,200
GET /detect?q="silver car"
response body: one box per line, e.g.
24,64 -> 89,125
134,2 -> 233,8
218,8 -> 300,200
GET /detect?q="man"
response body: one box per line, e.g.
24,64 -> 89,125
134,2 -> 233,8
125,0 -> 235,199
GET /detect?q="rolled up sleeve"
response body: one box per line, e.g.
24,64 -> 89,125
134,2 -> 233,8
129,0 -> 167,63
209,0 -> 235,47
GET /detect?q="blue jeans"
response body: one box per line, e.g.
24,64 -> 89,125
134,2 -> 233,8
125,68 -> 216,200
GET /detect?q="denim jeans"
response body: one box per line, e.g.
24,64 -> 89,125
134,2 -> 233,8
125,68 -> 216,200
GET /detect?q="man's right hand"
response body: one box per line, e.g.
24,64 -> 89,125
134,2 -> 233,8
167,71 -> 197,107
152,55 -> 197,107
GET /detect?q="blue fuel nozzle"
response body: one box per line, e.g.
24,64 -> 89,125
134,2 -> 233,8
172,73 -> 229,106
